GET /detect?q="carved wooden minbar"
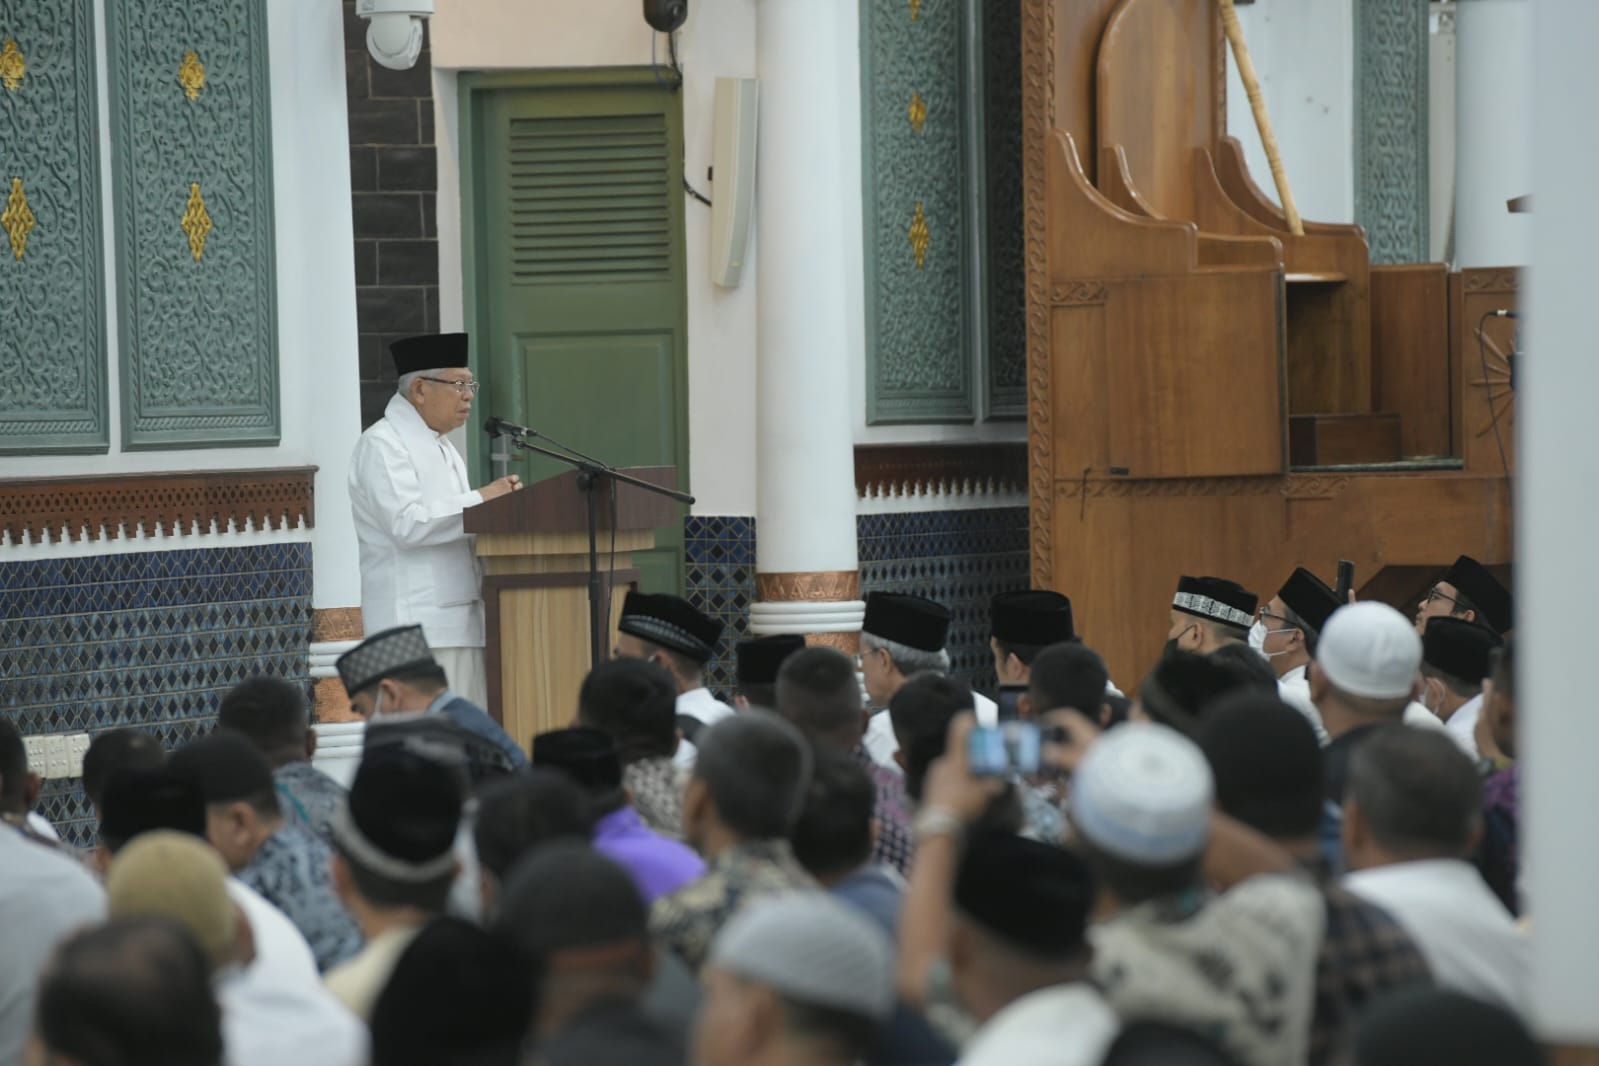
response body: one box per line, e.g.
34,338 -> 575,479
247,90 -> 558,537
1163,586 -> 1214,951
1021,0 -> 1515,682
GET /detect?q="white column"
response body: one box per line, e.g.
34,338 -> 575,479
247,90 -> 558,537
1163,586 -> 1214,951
748,0 -> 864,641
1454,0 -> 1533,268
1523,0 -> 1599,1047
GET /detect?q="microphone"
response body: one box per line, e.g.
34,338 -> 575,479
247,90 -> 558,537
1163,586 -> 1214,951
1491,310 -> 1520,319
484,416 -> 532,438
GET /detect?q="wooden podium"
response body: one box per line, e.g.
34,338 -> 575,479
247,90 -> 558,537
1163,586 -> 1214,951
464,466 -> 680,751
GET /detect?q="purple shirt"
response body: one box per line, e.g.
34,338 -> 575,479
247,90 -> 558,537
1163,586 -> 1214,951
593,806 -> 706,904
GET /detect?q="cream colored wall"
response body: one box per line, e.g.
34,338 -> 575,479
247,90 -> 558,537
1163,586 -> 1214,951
430,0 -> 760,517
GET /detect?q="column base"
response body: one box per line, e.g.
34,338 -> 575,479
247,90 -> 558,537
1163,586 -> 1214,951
311,608 -> 363,723
752,570 -> 864,651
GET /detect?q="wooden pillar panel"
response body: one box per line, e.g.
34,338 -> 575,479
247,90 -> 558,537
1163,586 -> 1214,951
1451,268 -> 1520,476
1371,263 -> 1452,457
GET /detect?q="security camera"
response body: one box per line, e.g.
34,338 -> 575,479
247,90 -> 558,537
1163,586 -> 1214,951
355,0 -> 435,71
643,0 -> 688,33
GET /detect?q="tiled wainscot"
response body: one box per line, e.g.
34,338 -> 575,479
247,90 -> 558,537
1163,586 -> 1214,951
2,544 -> 314,847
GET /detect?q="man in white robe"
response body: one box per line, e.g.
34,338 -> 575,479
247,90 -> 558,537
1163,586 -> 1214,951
348,333 -> 519,709
1251,567 -> 1338,744
859,592 -> 999,769
1418,616 -> 1504,760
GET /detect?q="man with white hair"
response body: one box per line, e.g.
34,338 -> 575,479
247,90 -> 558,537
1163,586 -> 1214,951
348,333 -> 521,709
859,592 -> 997,768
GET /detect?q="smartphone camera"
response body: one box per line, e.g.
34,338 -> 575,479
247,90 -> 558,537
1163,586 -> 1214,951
968,721 -> 1042,778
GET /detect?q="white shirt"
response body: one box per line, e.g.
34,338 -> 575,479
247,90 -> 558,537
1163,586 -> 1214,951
1344,859 -> 1531,1016
677,686 -> 735,731
1402,700 -> 1476,754
672,688 -> 734,768
0,828 -> 105,1066
218,964 -> 365,1066
349,394 -> 485,649
1277,665 -> 1330,745
226,878 -> 319,989
1443,693 -> 1484,759
957,983 -> 1119,1066
863,692 -> 1000,771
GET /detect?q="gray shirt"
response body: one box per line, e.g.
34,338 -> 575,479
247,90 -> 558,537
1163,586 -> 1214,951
0,826 -> 106,1065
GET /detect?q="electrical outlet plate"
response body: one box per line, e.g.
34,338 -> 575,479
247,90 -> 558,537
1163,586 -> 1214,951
23,736 -> 48,776
44,736 -> 69,781
66,733 -> 90,779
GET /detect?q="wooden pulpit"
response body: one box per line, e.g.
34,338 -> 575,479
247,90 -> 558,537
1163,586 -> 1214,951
464,466 -> 680,750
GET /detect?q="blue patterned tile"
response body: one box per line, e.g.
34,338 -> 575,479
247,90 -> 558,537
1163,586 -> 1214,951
859,507 -> 1031,692
3,544 -> 314,843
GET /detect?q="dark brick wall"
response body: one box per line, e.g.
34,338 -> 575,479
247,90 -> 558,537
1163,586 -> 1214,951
343,3 -> 440,428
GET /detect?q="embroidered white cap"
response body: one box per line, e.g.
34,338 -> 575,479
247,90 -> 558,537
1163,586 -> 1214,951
1071,723 -> 1213,865
1315,601 -> 1423,700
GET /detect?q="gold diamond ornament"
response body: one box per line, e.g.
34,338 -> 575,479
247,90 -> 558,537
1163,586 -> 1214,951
908,201 -> 930,270
909,0 -> 922,20
178,50 -> 206,100
2,178 -> 35,260
181,182 -> 213,262
908,91 -> 927,134
0,39 -> 24,92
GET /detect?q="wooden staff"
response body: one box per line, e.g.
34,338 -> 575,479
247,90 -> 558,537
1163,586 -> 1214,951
1218,0 -> 1304,235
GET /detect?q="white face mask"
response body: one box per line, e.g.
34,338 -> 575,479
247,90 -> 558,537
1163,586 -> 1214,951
1249,620 -> 1293,659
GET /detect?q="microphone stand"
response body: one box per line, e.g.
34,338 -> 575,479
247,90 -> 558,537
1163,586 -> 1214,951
498,427 -> 694,670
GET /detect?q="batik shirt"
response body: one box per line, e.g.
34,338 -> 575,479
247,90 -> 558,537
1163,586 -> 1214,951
850,746 -> 914,876
272,762 -> 347,845
1310,881 -> 1432,1064
625,756 -> 686,841
1477,763 -> 1521,916
649,839 -> 816,972
238,822 -> 363,972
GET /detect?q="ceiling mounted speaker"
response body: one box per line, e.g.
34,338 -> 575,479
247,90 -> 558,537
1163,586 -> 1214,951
643,0 -> 688,33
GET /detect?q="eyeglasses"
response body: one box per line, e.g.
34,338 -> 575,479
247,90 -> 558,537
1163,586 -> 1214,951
1257,610 -> 1297,629
1424,585 -> 1464,608
420,376 -> 481,397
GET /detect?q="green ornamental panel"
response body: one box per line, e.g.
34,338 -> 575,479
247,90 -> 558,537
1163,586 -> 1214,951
0,0 -> 109,454
1353,0 -> 1429,265
109,0 -> 278,449
862,0 -> 974,424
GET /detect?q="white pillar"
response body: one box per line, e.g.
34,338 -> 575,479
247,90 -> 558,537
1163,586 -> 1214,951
1523,0 -> 1599,1047
1454,0 -> 1533,268
748,0 -> 864,642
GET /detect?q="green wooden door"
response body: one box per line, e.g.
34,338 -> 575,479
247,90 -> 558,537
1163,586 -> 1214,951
465,73 -> 689,595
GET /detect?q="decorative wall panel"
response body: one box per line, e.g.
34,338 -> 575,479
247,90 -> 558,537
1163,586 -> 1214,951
0,0 -> 108,453
109,0 -> 279,448
861,0 -> 974,423
981,0 -> 1027,419
1353,0 -> 1429,264
2,543 -> 313,848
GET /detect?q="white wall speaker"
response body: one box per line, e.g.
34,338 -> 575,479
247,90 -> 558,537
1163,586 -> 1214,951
710,77 -> 759,289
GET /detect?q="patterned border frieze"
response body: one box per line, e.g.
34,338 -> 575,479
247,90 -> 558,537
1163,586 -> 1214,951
0,466 -> 316,543
857,443 -> 1028,498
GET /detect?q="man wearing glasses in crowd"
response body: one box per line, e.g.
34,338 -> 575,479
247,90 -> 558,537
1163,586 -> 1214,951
1414,555 -> 1514,637
348,333 -> 522,710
